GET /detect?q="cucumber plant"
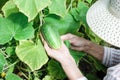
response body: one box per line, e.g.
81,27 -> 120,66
0,0 -> 109,80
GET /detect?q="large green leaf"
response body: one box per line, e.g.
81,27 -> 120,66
0,0 -> 8,9
5,47 -> 15,56
44,14 -> 80,35
0,14 -> 2,17
16,40 -> 48,71
47,59 -> 66,80
2,0 -> 19,17
0,13 -> 34,44
5,73 -> 22,80
13,0 -> 51,21
86,0 -> 92,3
48,0 -> 67,17
0,18 -> 14,44
42,75 -> 52,80
0,53 -> 6,72
70,2 -> 89,24
70,49 -> 85,64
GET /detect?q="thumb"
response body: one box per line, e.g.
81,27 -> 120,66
61,33 -> 73,41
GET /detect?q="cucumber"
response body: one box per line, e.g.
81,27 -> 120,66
41,24 -> 62,49
64,40 -> 70,48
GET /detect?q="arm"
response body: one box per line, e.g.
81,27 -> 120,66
84,43 -> 120,67
43,41 -> 85,80
61,33 -> 120,67
61,58 -> 85,80
61,33 -> 104,61
81,41 -> 104,61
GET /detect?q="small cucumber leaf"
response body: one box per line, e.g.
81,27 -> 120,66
16,40 -> 48,71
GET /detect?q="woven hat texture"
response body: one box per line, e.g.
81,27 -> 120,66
87,0 -> 120,47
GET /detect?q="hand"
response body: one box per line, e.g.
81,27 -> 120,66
43,41 -> 84,80
61,33 -> 104,61
40,33 -> 84,80
43,41 -> 75,63
61,33 -> 91,52
40,33 -> 75,64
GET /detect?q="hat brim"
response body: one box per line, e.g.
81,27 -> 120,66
87,0 -> 120,47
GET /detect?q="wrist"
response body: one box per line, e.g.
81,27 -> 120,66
82,41 -> 93,53
60,57 -> 84,80
84,41 -> 104,61
59,53 -> 76,65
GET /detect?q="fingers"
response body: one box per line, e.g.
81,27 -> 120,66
43,41 -> 49,50
42,40 -> 54,58
39,33 -> 51,51
61,33 -> 75,41
61,33 -> 76,44
39,33 -> 45,43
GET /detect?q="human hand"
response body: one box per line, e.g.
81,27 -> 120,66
61,33 -> 91,52
61,33 -> 104,61
39,33 -> 75,63
43,39 -> 84,80
40,33 -> 84,80
44,40 -> 75,63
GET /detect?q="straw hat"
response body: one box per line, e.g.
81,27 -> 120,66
87,0 -> 120,47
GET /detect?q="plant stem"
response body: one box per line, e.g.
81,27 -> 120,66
17,66 -> 29,80
66,0 -> 74,13
82,57 -> 91,65
0,49 -> 9,58
3,60 -> 19,71
21,71 -> 29,80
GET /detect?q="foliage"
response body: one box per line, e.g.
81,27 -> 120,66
16,40 -> 48,71
0,0 -> 109,80
13,0 -> 51,21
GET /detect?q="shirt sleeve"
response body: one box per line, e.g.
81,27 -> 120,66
77,64 -> 120,80
76,77 -> 88,80
103,64 -> 120,80
102,47 -> 120,67
77,47 -> 120,80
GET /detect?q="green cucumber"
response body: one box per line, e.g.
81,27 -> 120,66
41,24 -> 62,49
64,40 -> 70,48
